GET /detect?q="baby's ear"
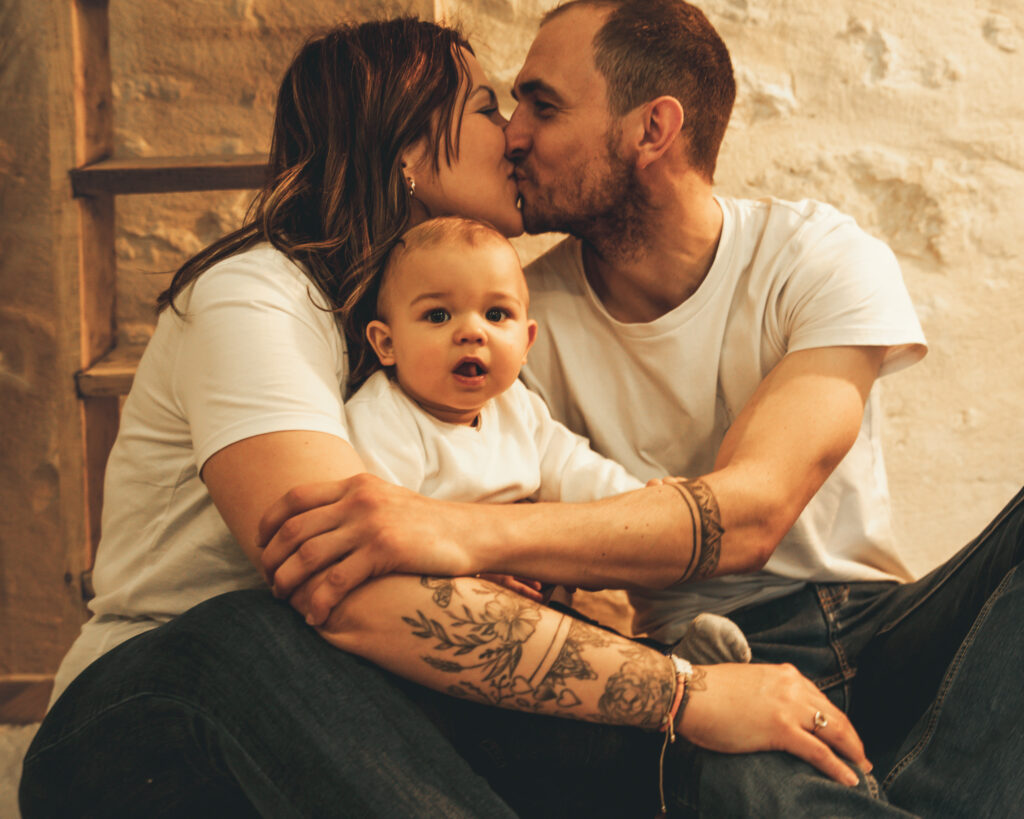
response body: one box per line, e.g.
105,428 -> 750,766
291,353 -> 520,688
366,320 -> 396,366
522,319 -> 539,363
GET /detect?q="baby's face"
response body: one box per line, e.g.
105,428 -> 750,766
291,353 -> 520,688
372,239 -> 537,425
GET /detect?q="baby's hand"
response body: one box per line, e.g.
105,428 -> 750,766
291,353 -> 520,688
646,475 -> 689,487
477,573 -> 545,603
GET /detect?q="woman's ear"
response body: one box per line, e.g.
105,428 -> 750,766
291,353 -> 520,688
366,320 -> 396,367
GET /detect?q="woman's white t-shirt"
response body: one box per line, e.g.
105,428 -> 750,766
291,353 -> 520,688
52,244 -> 350,700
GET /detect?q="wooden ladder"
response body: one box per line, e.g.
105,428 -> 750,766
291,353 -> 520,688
71,0 -> 268,590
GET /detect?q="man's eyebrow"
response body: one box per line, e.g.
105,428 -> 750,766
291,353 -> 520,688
512,79 -> 565,105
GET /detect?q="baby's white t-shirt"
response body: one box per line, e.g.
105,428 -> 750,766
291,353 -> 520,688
345,370 -> 643,504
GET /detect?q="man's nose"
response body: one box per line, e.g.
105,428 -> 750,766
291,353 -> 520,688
504,104 -> 529,160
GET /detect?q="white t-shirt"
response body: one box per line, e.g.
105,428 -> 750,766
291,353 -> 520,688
346,370 -> 643,503
52,244 -> 350,700
522,197 -> 928,643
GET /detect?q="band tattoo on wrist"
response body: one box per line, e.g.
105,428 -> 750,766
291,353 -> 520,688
669,478 -> 723,582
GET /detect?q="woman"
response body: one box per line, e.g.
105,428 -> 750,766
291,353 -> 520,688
21,17 -> 867,818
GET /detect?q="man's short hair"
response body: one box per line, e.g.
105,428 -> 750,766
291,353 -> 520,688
544,0 -> 735,182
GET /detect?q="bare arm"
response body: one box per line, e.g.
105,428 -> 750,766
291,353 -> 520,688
323,573 -> 868,785
260,346 -> 884,621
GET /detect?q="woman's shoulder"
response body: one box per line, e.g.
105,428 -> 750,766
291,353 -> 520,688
185,243 -> 330,312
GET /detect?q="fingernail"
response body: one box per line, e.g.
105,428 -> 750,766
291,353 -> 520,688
844,769 -> 860,787
305,613 -> 316,626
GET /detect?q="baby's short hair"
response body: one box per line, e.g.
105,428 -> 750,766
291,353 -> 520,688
377,216 -> 516,317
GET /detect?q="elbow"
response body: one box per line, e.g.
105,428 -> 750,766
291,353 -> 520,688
732,515 -> 790,574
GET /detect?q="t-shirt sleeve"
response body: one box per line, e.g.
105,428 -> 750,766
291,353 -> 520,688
775,218 -> 927,377
344,375 -> 428,491
174,252 -> 350,473
523,384 -> 644,502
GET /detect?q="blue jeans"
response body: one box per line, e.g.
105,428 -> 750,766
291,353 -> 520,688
683,485 -> 1024,817
19,589 -> 665,818
21,488 -> 1023,817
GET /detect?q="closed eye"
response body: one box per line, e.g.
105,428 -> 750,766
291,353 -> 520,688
532,99 -> 556,117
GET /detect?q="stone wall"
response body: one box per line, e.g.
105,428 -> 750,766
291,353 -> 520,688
2,0 -> 1021,678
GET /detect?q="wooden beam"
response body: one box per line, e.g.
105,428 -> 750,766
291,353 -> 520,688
72,0 -> 116,569
71,154 -> 268,196
76,342 -> 145,397
0,675 -> 55,724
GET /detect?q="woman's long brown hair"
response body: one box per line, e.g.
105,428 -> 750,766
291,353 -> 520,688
156,18 -> 473,387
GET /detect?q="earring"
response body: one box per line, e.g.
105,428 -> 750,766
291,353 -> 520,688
407,176 -> 416,197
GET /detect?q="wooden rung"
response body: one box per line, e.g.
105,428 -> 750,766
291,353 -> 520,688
71,154 -> 268,196
77,342 -> 145,397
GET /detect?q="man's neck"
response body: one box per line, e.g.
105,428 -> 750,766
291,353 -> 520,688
581,186 -> 723,324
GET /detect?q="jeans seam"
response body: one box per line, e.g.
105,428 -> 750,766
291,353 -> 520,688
875,488 -> 1024,637
815,585 -> 856,697
881,565 -> 1017,789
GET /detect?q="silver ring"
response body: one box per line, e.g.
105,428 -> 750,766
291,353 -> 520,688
812,710 -> 828,733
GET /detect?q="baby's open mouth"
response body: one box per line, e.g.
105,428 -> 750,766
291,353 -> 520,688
454,360 -> 487,377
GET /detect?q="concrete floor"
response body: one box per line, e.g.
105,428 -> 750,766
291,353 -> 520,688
0,724 -> 37,818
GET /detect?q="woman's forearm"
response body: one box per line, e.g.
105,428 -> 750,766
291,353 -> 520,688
316,573 -> 871,787
319,573 -> 676,730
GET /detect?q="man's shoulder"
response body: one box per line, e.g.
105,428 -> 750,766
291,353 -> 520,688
721,195 -> 854,234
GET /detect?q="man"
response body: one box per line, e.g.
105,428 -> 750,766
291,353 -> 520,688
505,0 -> 1023,814
259,1 -> 1022,814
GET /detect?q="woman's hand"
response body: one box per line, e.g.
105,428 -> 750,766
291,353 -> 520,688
678,662 -> 870,787
258,474 -> 479,624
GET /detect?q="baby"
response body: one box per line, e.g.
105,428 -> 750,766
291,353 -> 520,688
345,216 -> 749,662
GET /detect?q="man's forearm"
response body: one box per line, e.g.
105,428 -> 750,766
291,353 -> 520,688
473,479 -> 743,590
319,573 -> 677,730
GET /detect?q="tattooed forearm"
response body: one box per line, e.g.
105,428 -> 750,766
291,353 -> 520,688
400,578 -> 682,731
669,478 -> 723,582
598,646 -> 676,731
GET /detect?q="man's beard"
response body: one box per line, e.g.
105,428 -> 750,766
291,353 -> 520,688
520,132 -> 649,258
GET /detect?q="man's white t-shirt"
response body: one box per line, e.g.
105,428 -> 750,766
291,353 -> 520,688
52,244 -> 350,700
522,197 -> 928,643
346,370 -> 643,503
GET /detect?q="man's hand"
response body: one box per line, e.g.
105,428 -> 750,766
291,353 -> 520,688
258,473 -> 477,624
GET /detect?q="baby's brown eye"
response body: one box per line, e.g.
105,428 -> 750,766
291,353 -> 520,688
486,308 -> 508,322
426,309 -> 450,323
